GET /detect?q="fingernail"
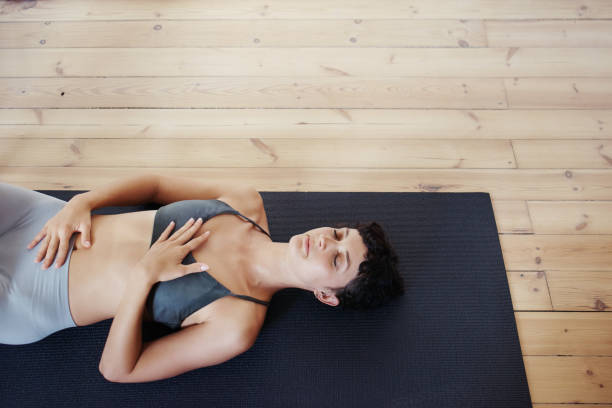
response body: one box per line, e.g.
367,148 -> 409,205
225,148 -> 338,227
197,217 -> 202,223
85,241 -> 90,247
189,217 -> 194,222
201,264 -> 209,271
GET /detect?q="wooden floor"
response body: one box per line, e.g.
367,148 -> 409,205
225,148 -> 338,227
1,0 -> 611,405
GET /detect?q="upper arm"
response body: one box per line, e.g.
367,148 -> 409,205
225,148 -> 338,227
101,319 -> 255,383
153,174 -> 256,206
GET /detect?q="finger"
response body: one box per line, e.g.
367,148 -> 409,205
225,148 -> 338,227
54,233 -> 70,268
27,228 -> 46,250
79,223 -> 91,248
35,235 -> 50,263
183,230 -> 210,250
175,218 -> 203,244
42,235 -> 59,269
169,217 -> 198,241
183,263 -> 210,276
166,219 -> 193,243
157,220 -> 176,242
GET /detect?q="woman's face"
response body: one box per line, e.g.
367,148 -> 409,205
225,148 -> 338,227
288,226 -> 367,294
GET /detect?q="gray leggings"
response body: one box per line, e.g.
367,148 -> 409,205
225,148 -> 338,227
0,181 -> 77,345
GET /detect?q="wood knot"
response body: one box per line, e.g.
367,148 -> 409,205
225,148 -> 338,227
594,299 -> 609,311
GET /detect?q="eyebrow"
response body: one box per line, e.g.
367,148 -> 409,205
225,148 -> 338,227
344,227 -> 351,273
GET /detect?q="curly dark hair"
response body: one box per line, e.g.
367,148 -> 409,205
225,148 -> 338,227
330,221 -> 404,310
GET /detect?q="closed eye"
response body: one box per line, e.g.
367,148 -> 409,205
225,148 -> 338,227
333,228 -> 340,268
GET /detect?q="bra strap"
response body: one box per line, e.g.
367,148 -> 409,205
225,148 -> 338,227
228,293 -> 270,306
215,199 -> 272,240
234,212 -> 272,240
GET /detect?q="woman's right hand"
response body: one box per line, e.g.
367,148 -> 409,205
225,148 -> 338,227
135,217 -> 210,285
27,194 -> 93,270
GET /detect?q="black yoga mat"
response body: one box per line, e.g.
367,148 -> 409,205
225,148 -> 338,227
0,190 -> 532,408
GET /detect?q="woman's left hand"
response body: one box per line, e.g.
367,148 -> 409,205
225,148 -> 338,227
135,217 -> 211,285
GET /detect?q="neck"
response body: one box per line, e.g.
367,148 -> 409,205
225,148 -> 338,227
242,233 -> 310,297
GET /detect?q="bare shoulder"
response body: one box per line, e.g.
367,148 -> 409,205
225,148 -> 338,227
218,187 -> 269,231
212,298 -> 266,347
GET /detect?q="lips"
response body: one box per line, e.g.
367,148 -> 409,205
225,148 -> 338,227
303,234 -> 310,257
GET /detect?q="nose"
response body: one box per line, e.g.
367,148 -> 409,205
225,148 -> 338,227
318,235 -> 334,251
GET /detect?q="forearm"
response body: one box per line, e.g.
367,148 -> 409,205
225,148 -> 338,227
76,174 -> 159,209
99,268 -> 153,381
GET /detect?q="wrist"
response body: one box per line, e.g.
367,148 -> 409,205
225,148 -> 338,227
72,192 -> 93,209
129,263 -> 155,288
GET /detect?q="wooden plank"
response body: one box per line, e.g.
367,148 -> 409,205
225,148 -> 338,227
548,271 -> 612,311
1,109 -> 610,140
3,48 -> 612,77
487,20 -> 612,47
506,78 -> 612,109
509,270 -> 612,312
507,271 -> 551,311
1,167 -> 611,200
514,140 -> 612,168
492,200 -> 531,234
0,77 -> 508,108
528,201 -> 612,234
524,356 -> 612,403
516,312 -> 612,355
0,20 -> 485,48
5,19 -> 611,49
2,0 -> 610,21
500,235 -> 612,271
0,138 -> 516,168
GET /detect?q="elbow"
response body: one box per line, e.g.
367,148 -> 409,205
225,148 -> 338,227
101,374 -> 120,383
100,370 -> 128,383
100,369 -> 117,383
99,365 -> 117,383
99,364 -> 127,383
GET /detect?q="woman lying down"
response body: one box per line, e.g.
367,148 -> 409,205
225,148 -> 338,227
0,174 -> 404,382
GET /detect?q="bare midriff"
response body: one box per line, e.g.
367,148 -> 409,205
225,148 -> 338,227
66,209 -> 270,329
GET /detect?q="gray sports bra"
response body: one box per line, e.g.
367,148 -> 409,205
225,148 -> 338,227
144,199 -> 272,330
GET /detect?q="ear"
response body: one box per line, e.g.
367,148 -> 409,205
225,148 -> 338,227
315,290 -> 340,307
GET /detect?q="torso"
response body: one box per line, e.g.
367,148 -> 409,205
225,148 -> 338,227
66,195 -> 271,335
